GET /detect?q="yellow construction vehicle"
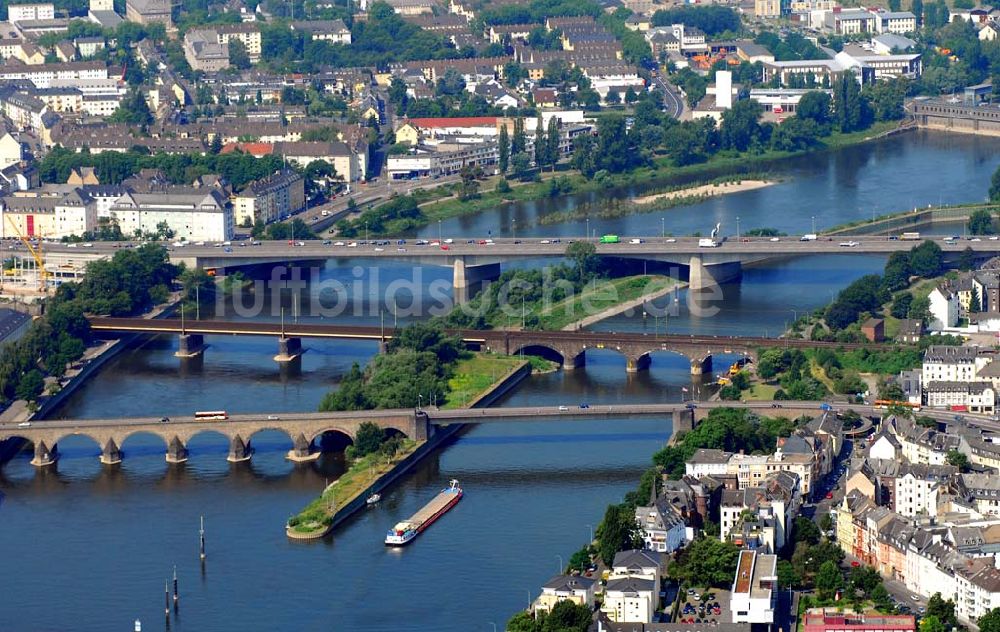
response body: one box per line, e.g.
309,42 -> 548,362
3,215 -> 49,291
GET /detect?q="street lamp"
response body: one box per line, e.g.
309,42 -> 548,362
512,218 -> 516,241
365,221 -> 369,244
438,219 -> 442,244
811,215 -> 816,235
556,555 -> 564,574
661,217 -> 665,239
736,216 -> 740,240
586,218 -> 590,242
791,309 -> 798,323
587,523 -> 594,542
417,394 -> 423,411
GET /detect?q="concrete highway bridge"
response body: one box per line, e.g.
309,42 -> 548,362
42,235 -> 992,299
88,317 -> 888,374
0,401 -> 844,469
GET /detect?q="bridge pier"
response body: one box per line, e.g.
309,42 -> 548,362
286,432 -> 319,462
627,354 -> 652,373
175,333 -> 205,358
688,255 -> 742,292
166,436 -> 189,464
30,441 -> 57,467
564,351 -> 586,370
274,336 -> 304,363
100,439 -> 122,465
690,356 -> 712,376
453,258 -> 502,304
227,435 -> 253,463
674,408 -> 696,433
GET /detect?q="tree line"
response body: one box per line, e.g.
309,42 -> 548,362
1,245 -> 177,407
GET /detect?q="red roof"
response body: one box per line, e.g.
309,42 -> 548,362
408,116 -> 498,128
221,142 -> 275,157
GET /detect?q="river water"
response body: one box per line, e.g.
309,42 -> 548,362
0,131 -> 997,631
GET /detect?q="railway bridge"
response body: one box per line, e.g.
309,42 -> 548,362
88,317 -> 888,375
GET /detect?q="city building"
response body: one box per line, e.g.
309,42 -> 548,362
532,575 -> 596,614
232,169 -> 305,226
184,30 -> 230,72
106,190 -> 233,242
601,576 -> 658,624
125,0 -> 173,28
8,3 -> 55,23
0,307 -> 31,347
290,19 -> 351,43
730,550 -> 777,624
803,609 -> 916,632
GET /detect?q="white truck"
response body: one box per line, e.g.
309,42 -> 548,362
800,234 -> 817,241
698,238 -> 719,248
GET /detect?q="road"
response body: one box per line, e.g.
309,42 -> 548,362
652,73 -> 685,119
0,400 -> 860,433
33,234 -> 1000,262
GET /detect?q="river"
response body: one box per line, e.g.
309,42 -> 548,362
0,131 -> 995,631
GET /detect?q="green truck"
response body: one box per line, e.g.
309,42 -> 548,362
599,235 -> 620,244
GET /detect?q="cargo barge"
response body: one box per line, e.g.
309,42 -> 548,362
385,479 -> 463,546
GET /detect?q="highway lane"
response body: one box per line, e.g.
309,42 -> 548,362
653,74 -> 684,119
31,235 -> 1000,261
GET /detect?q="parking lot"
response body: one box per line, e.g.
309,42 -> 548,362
675,588 -> 731,625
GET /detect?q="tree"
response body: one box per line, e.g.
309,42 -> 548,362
796,91 -> 832,128
596,503 -> 643,565
971,287 -> 982,313
890,292 -> 913,319
109,88 -> 153,125
969,208 -> 996,235
947,450 -> 970,471
927,593 -> 959,629
545,116 -> 560,171
15,369 -> 45,402
959,246 -> 976,272
498,124 -> 510,175
228,38 -> 251,69
913,0 -> 924,25
883,251 -> 912,292
669,536 -> 741,587
511,117 -> 526,156
991,165 -> 1000,202
909,240 -> 943,277
833,74 -> 870,133
979,608 -> 1000,632
849,565 -> 881,596
209,134 -> 223,154
816,560 -> 844,600
720,99 -> 765,152
908,295 -> 931,324
819,513 -> 834,533
777,559 -> 802,589
457,164 -> 481,201
872,584 -> 894,612
566,241 -> 599,282
794,516 -> 821,545
920,616 -> 946,632
353,421 -> 385,456
542,600 -> 591,632
534,116 -> 545,167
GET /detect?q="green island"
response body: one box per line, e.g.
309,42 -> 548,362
286,323 -> 535,537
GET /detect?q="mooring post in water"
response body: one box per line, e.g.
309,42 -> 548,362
173,566 -> 179,605
199,515 -> 206,561
164,580 -> 170,618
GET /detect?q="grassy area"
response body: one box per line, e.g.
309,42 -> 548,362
809,358 -> 837,392
287,440 -> 419,536
533,275 -> 679,330
745,383 -> 779,400
442,353 -> 526,409
525,354 -> 560,373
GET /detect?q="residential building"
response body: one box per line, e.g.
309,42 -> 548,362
602,576 -> 658,624
924,381 -> 995,414
8,3 -> 55,23
184,30 -> 229,72
532,575 -> 596,614
730,550 -> 777,624
685,448 -> 732,478
0,308 -> 31,348
898,319 -> 924,343
862,318 -> 885,342
928,287 -> 959,330
0,132 -> 25,169
232,169 -> 305,226
290,19 -> 351,43
872,11 -> 918,34
610,549 -> 662,581
634,483 -> 691,554
922,346 -> 988,383
826,8 -> 878,34
893,463 -> 957,517
106,190 -> 233,242
125,0 -> 173,28
215,24 -> 262,62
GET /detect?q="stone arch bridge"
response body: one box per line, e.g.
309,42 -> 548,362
3,410 -> 424,467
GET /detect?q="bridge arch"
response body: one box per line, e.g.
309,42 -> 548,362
245,426 -> 296,446
309,427 -> 356,453
511,344 -> 566,366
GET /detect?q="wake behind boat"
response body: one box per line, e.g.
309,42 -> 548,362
385,480 -> 463,546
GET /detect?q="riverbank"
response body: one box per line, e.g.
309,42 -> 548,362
632,179 -> 775,205
561,277 -> 685,331
824,202 -> 1000,236
286,355 -> 531,539
354,120 -> 906,237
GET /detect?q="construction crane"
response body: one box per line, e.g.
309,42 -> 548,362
3,215 -> 49,291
